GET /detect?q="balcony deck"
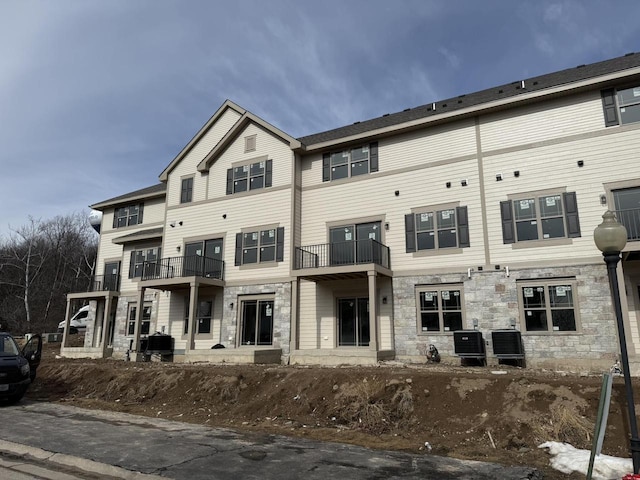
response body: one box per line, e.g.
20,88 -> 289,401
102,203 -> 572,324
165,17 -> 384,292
294,239 -> 392,280
140,255 -> 225,290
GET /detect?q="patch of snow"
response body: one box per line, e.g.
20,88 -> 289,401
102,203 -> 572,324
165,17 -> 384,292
539,441 -> 632,480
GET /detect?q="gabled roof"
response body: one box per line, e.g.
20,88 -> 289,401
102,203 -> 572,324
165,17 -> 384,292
298,52 -> 640,148
91,183 -> 166,210
159,100 -> 246,181
197,111 -> 302,173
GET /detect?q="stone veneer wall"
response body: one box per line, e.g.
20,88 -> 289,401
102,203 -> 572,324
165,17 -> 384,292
110,291 -> 160,356
393,262 -> 619,372
220,282 -> 292,360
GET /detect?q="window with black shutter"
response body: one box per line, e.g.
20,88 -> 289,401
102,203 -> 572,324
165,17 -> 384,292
322,142 -> 379,182
405,206 -> 469,252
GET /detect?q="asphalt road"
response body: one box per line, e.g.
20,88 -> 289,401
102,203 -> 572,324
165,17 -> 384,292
0,401 -> 542,480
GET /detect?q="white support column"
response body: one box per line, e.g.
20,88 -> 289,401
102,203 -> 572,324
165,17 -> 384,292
61,301 -> 72,349
368,271 -> 378,351
290,279 -> 299,355
186,281 -> 199,352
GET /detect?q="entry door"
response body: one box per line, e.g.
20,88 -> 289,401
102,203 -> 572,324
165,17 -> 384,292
203,239 -> 223,278
184,239 -> 223,277
338,298 -> 370,347
103,262 -> 120,291
356,222 -> 381,264
330,226 -> 355,265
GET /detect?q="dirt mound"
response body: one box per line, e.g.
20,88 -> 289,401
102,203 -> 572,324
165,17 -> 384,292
27,345 -> 631,480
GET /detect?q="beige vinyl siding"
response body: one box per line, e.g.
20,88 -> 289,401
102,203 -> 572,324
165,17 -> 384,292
479,91 -> 604,152
166,109 -> 241,206
163,188 -> 292,282
207,123 -> 293,196
484,127 -> 640,264
297,279 -> 394,350
299,158 -> 486,271
300,120 -> 476,189
102,197 -> 165,235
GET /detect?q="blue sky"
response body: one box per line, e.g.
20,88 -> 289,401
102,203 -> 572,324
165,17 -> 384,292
1,0 -> 639,238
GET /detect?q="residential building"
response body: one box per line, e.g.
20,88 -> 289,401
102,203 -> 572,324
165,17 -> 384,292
62,53 -> 640,373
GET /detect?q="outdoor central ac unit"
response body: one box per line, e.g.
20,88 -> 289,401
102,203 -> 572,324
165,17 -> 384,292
453,330 -> 485,359
491,330 -> 524,359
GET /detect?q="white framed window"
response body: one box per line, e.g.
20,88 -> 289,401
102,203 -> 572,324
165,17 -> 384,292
518,280 -> 578,332
415,285 -> 464,333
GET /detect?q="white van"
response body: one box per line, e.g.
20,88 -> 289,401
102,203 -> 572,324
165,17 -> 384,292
58,306 -> 91,334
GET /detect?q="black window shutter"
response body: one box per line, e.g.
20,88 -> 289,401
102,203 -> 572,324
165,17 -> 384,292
456,206 -> 470,248
276,226 -> 285,262
500,201 -> 516,244
404,214 -> 416,252
128,251 -> 136,278
322,153 -> 330,182
226,169 -> 234,195
369,142 -> 379,172
234,233 -> 243,266
563,192 -> 581,238
601,89 -> 619,127
113,209 -> 118,229
265,159 -> 273,188
138,203 -> 144,224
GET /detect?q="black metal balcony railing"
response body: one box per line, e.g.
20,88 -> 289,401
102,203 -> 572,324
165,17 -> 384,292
295,239 -> 390,270
614,208 -> 640,242
142,255 -> 225,281
69,274 -> 121,293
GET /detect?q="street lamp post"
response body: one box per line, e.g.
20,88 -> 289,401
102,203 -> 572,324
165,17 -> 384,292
594,210 -> 640,473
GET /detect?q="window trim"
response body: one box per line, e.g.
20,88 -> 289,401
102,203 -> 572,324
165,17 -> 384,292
226,156 -> 272,195
501,189 -> 580,246
517,278 -> 581,334
237,294 -> 275,347
234,225 -> 285,268
405,203 -> 469,254
415,284 -> 465,334
322,142 -> 378,182
127,302 -> 152,336
113,203 -> 144,229
182,297 -> 215,338
180,176 -> 194,204
602,84 -> 640,127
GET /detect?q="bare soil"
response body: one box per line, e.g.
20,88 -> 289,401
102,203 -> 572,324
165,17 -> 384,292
26,342 -> 635,479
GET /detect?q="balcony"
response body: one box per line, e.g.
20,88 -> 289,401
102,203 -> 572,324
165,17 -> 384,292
614,208 -> 640,242
142,255 -> 225,281
69,274 -> 120,293
295,239 -> 390,270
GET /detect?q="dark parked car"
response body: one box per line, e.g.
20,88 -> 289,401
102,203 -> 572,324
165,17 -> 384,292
0,332 -> 42,404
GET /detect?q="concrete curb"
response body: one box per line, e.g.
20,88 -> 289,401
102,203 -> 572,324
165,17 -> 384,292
0,439 -> 167,480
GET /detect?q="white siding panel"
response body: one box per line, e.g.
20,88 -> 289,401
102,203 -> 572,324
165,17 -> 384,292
166,109 -> 241,206
480,91 -> 604,152
301,120 -> 476,189
484,128 -> 640,264
300,158 -> 486,272
208,123 -> 293,197
163,189 -> 292,282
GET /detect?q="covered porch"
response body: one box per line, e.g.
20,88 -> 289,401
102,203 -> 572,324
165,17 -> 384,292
290,239 -> 395,365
